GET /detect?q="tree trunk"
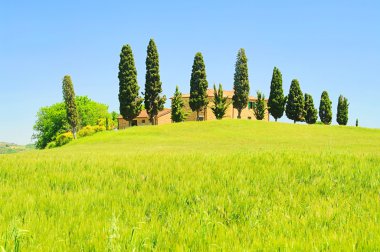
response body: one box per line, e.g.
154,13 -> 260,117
196,110 -> 199,121
129,120 -> 132,127
294,120 -> 296,124
72,128 -> 77,139
237,110 -> 241,119
275,118 -> 277,122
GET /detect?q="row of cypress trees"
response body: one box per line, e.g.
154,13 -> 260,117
268,67 -> 349,125
118,40 -> 349,126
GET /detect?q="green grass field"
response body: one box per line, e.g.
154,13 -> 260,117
1,120 -> 380,251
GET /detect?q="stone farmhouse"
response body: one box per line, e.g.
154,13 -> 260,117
117,108 -> 171,129
117,89 -> 269,129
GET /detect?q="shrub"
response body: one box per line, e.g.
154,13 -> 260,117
46,141 -> 56,149
55,132 -> 74,147
93,125 -> 106,132
78,126 -> 96,138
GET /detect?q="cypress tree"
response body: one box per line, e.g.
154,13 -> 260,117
336,95 -> 349,125
252,91 -> 267,120
285,79 -> 304,123
356,118 -> 359,127
211,84 -> 229,119
118,44 -> 143,126
144,39 -> 166,125
232,48 -> 250,118
268,67 -> 286,121
62,75 -> 78,139
189,52 -> 208,120
304,93 -> 318,124
171,86 -> 186,122
319,91 -> 332,125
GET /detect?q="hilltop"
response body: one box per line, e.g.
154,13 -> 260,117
1,120 -> 380,250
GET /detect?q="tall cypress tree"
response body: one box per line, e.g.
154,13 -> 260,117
268,67 -> 286,121
171,86 -> 186,123
319,91 -> 332,125
189,52 -> 208,120
252,91 -> 267,120
144,39 -> 166,125
211,84 -> 229,120
118,44 -> 143,126
337,95 -> 349,125
232,48 -> 250,118
304,93 -> 318,124
285,79 -> 304,123
62,75 -> 78,139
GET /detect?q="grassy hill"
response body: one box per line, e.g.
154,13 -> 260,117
1,120 -> 380,250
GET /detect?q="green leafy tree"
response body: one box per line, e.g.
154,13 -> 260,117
211,84 -> 230,119
304,93 -> 318,124
356,118 -> 359,127
337,95 -> 349,125
189,52 -> 208,120
118,44 -> 143,126
62,75 -> 79,138
144,39 -> 166,125
252,91 -> 267,120
319,91 -> 332,125
285,79 -> 304,123
33,96 -> 113,149
268,67 -> 286,121
171,86 -> 186,122
76,96 -> 111,126
33,102 -> 69,149
232,48 -> 250,118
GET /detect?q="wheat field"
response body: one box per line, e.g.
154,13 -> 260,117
1,120 -> 380,251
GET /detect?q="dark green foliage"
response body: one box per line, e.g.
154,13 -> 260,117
33,96 -> 112,149
171,86 -> 186,122
211,84 -> 229,119
189,52 -> 208,119
356,118 -> 359,127
62,75 -> 78,138
304,93 -> 318,124
252,91 -> 267,120
118,44 -> 143,126
268,67 -> 286,121
319,91 -> 332,125
285,79 -> 305,123
232,48 -> 250,118
337,95 -> 349,125
144,39 -> 166,125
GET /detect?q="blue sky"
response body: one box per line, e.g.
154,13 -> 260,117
1,1 -> 379,144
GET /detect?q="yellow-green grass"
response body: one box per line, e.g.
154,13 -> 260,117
1,120 -> 380,251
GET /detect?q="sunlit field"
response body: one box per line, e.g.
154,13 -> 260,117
1,120 -> 380,251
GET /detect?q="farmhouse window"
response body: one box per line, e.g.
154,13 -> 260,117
248,101 -> 254,109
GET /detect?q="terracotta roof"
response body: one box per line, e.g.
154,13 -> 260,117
179,89 -> 262,100
118,108 -> 171,119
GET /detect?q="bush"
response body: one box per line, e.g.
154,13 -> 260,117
55,132 -> 74,147
93,125 -> 106,132
46,141 -> 56,149
78,125 -> 96,138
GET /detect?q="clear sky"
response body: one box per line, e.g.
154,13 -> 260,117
1,1 -> 379,144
